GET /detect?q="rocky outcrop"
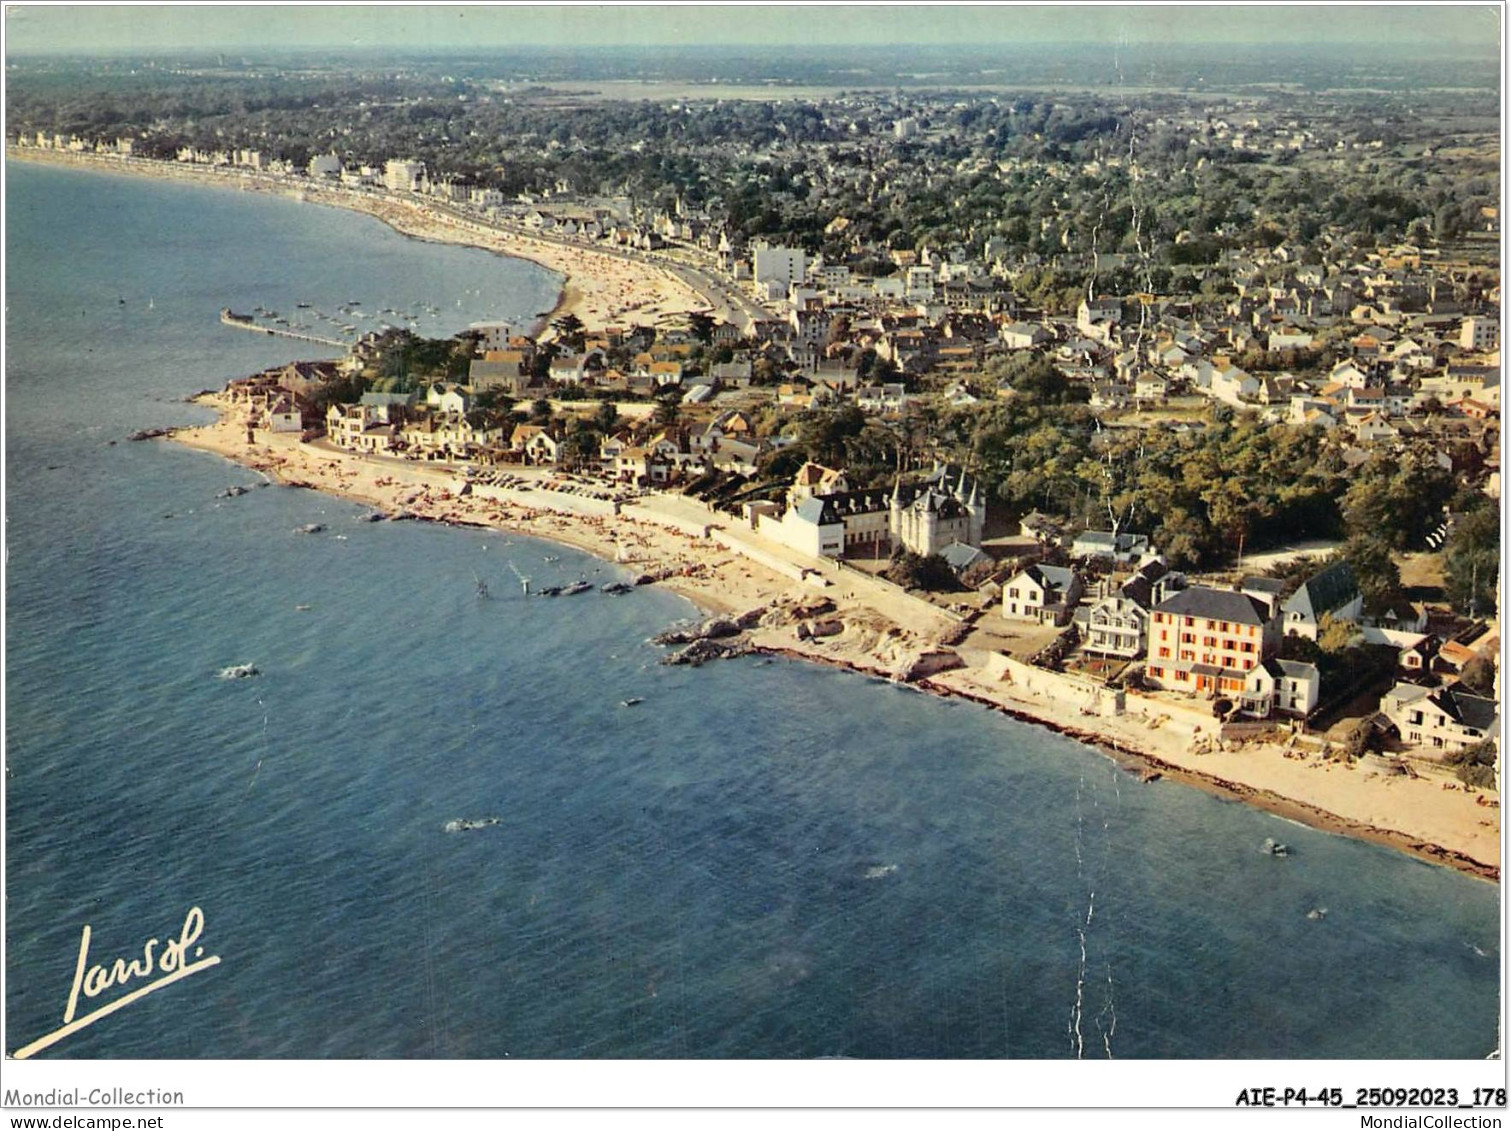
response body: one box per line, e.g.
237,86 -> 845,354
890,649 -> 965,683
654,605 -> 775,665
735,606 -> 767,631
796,618 -> 845,640
662,637 -> 754,667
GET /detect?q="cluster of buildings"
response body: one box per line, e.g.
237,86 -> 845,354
996,533 -> 1496,750
37,115 -> 1493,758
324,371 -> 768,485
747,462 -> 987,561
22,131 -> 1498,481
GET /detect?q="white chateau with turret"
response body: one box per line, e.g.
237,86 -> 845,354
753,462 -> 986,560
889,465 -> 985,556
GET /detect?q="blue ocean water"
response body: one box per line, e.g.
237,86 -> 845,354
4,161 -> 1501,1060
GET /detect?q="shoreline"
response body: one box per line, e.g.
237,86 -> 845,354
8,147 -> 717,336
167,397 -> 1501,882
41,144 -> 1493,880
918,679 -> 1502,882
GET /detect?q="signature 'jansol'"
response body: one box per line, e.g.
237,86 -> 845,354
12,904 -> 221,1060
66,905 -> 214,1023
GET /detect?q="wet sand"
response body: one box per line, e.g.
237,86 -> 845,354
169,397 -> 1501,881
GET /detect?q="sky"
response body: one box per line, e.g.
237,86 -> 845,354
3,2 -> 1501,55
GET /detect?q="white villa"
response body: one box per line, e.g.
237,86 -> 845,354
1381,682 -> 1498,754
759,465 -> 986,561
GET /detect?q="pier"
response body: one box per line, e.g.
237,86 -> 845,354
220,309 -> 349,349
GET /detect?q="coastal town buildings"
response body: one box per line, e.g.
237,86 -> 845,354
384,158 -> 426,193
1003,564 -> 1085,627
1381,682 -> 1499,753
759,464 -> 986,561
1144,586 -> 1282,697
1071,530 -> 1152,564
22,79 -> 1497,788
1082,560 -> 1177,658
1240,658 -> 1322,719
1281,562 -> 1364,640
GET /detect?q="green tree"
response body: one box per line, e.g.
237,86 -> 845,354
885,550 -> 959,592
1445,507 -> 1499,617
795,405 -> 867,468
1459,655 -> 1497,698
1342,447 -> 1455,550
1316,613 -> 1358,655
986,352 -> 1087,405
593,400 -> 620,434
1445,738 -> 1497,789
1341,536 -> 1404,615
551,312 -> 585,350
756,443 -> 810,482
653,392 -> 682,428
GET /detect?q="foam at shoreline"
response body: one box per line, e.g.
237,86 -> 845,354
30,148 -> 1491,881
166,392 -> 1500,882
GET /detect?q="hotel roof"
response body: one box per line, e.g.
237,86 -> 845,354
1154,586 -> 1272,626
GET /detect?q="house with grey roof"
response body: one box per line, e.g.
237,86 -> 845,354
1145,585 -> 1280,697
469,356 -> 535,396
1281,561 -> 1362,640
1381,682 -> 1498,754
1072,529 -> 1152,564
784,496 -> 845,557
939,540 -> 991,576
1083,595 -> 1150,659
1240,658 -> 1321,719
1003,564 -> 1084,626
1239,576 -> 1287,617
1018,510 -> 1064,546
1083,559 -> 1177,659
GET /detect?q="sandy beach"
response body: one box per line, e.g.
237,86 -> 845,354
169,398 -> 1501,881
37,145 -> 1494,881
350,194 -> 716,333
9,148 -> 716,335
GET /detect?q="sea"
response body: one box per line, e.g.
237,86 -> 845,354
4,161 -> 1502,1060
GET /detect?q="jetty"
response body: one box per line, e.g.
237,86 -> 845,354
220,308 -> 348,349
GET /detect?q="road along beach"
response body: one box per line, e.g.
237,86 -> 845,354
168,398 -> 1501,881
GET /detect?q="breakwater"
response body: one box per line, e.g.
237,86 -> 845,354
219,308 -> 349,349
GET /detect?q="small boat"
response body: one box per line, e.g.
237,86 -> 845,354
620,697 -> 644,707
537,585 -> 563,597
442,816 -> 500,833
1262,837 -> 1289,857
562,580 -> 592,595
218,663 -> 259,680
601,581 -> 633,595
294,522 -> 325,534
294,604 -> 312,611
1306,907 -> 1328,921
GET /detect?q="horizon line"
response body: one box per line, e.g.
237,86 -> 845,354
7,39 -> 1501,56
